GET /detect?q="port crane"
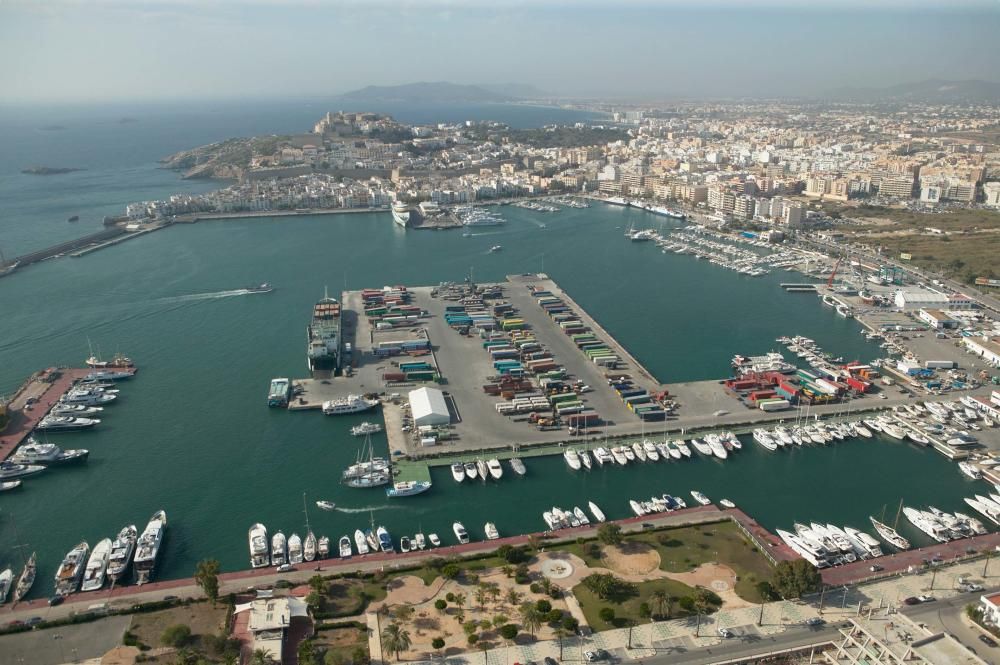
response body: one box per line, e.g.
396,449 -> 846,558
826,256 -> 843,288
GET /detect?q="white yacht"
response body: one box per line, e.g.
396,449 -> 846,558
453,522 -> 470,544
485,522 -> 500,540
573,507 -> 590,525
642,440 -> 659,461
288,534 -> 304,563
304,532 -> 317,563
249,523 -> 269,569
631,441 -> 647,462
60,389 -> 115,406
54,541 -> 90,595
959,461 -> 983,480
107,525 -> 138,583
50,404 -> 103,417
690,438 -> 713,456
322,395 -> 379,416
752,429 -> 777,451
11,441 -> 88,466
36,415 -> 100,431
428,533 -> 441,547
339,536 -> 353,558
706,434 -> 728,459
690,491 -> 711,506
879,420 -> 907,441
353,530 -> 369,555
630,500 -> 646,517
588,501 -> 606,523
510,458 -> 527,475
487,458 -> 503,480
674,440 -> 692,457
134,510 -> 167,585
391,202 -> 411,227
451,463 -> 465,483
773,426 -> 794,446
318,537 -> 330,558
843,526 -> 883,559
80,538 -> 112,592
610,446 -> 628,465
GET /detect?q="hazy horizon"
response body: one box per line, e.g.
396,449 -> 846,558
2,0 -> 999,104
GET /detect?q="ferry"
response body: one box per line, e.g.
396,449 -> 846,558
391,202 -> 411,228
134,510 -> 167,585
323,394 -> 379,415
267,378 -> 291,408
386,480 -> 432,498
307,289 -> 342,373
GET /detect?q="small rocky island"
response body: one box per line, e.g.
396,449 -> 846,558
21,166 -> 85,175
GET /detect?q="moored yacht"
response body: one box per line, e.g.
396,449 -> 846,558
14,553 -> 36,602
36,415 -> 100,431
510,458 -> 527,475
564,448 -> 582,470
50,403 -> 103,417
453,522 -> 469,544
11,441 -> 88,466
134,510 -> 167,584
288,534 -> 304,563
451,463 -> 466,483
588,501 -> 606,523
487,458 -> 503,480
107,525 -> 138,583
249,523 -> 269,569
339,536 -> 353,558
54,541 -> 90,595
353,530 -> 369,555
80,538 -> 112,592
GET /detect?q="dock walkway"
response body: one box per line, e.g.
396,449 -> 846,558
0,367 -> 93,461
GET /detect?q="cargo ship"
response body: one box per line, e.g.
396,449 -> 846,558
268,378 -> 291,408
307,289 -> 341,374
391,202 -> 411,228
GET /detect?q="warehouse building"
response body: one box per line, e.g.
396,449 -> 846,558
408,386 -> 450,426
917,308 -> 959,330
964,336 -> 1000,368
894,289 -> 975,310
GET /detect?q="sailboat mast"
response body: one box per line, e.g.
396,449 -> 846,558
893,498 -> 904,529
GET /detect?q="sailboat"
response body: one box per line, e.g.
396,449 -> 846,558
302,493 -> 317,563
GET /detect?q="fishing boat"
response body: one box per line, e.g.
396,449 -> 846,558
451,463 -> 466,483
588,501 -> 606,523
316,500 -> 336,511
249,523 -> 270,569
485,523 -> 500,540
14,553 -> 36,602
54,541 -> 90,595
453,522 -> 470,544
691,491 -> 711,506
80,538 -> 112,592
510,458 -> 527,476
339,536 -> 352,558
318,537 -> 330,558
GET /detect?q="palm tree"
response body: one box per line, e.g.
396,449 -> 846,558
506,588 -> 523,607
519,603 -> 542,636
251,648 -> 276,665
475,584 -> 489,610
650,590 -> 669,619
487,582 -> 501,606
454,592 -> 467,613
381,622 -> 413,661
394,604 -> 415,624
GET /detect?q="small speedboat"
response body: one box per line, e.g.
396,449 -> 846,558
451,463 -> 465,483
485,522 -> 500,540
464,462 -> 478,481
691,490 -> 711,506
510,458 -> 527,476
339,536 -> 352,558
428,533 -> 441,547
719,499 -> 736,509
316,500 -> 336,511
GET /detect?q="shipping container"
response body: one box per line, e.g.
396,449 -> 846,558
759,399 -> 791,411
925,360 -> 957,370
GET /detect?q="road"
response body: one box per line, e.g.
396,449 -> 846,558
902,594 -> 1000,665
634,623 -> 838,665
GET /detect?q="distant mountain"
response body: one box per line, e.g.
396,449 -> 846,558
823,79 -> 1000,104
478,83 -> 548,99
335,82 -> 516,104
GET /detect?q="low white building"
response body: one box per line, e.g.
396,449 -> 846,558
409,387 -> 450,427
982,592 -> 1000,626
894,290 -> 976,310
964,336 -> 1000,368
917,308 -> 958,330
234,596 -> 312,663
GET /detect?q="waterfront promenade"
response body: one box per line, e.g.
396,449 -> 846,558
0,367 -> 92,461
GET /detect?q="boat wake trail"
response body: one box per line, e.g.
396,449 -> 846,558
335,505 -> 399,514
156,289 -> 257,304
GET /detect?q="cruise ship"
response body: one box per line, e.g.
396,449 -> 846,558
391,202 -> 411,228
267,378 -> 291,408
307,290 -> 341,374
134,510 -> 167,585
106,525 -> 138,583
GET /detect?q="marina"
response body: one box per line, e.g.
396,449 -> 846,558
1,203 -> 998,602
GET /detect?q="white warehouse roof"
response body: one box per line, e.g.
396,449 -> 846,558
409,387 -> 450,426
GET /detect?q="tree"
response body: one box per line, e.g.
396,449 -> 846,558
434,599 -> 448,613
639,602 -> 651,619
394,605 -> 415,624
581,573 -> 636,601
462,621 -> 479,637
351,646 -> 370,665
561,616 -> 579,633
499,624 -> 519,641
475,584 -> 489,610
535,599 -> 552,614
381,623 -> 412,661
441,563 -> 461,579
251,649 -> 277,665
650,590 -> 669,619
597,523 -> 624,546
161,623 -> 192,647
773,560 -> 822,599
501,565 -> 514,578
519,603 -> 543,636
492,614 -> 509,629
598,607 -> 616,625
467,633 -> 479,646
431,637 -> 446,650
486,582 -> 502,606
309,575 -> 327,595
454,593 -> 467,613
506,589 -> 523,607
195,558 -> 221,606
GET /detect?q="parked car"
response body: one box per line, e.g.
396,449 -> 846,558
47,596 -> 64,607
544,657 -> 559,665
903,596 -> 921,606
718,627 -> 734,638
584,650 -> 608,662
806,617 -> 826,626
979,635 -> 998,648
916,594 -> 935,603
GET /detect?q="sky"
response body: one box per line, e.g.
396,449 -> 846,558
1,0 -> 999,104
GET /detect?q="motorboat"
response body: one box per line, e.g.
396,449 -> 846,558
622,445 -> 636,462
630,500 -> 646,517
351,422 -> 383,436
690,438 -> 713,456
80,538 -> 112,592
428,533 -> 441,547
60,389 -> 115,406
573,507 -> 590,525
611,446 -> 628,465
959,461 -> 983,480
691,491 -> 711,506
879,420 -> 907,441
719,499 -> 736,509
414,533 -> 426,550
463,462 -> 478,481
400,536 -> 411,553
0,569 -> 11,604
11,441 -> 88,466
304,532 -> 317,562
386,481 -> 432,498
510,458 -> 527,475
376,526 -> 393,552
580,449 -> 593,469
36,415 -> 100,431
318,537 -> 330,558
564,448 -> 582,470
453,522 -> 470,544
674,440 -> 692,457
853,422 -> 873,438
49,404 -> 103,417
487,458 -> 503,480
752,429 -> 777,451
485,522 -> 500,540
706,434 -> 728,459
249,523 -> 270,569
316,500 -> 336,511
773,426 -> 794,446
632,442 -> 647,462
588,501 -> 606,523
339,536 -> 352,558
843,526 -> 883,559
353,530 -> 369,555
271,532 -> 288,565
451,463 -> 466,483
0,461 -> 45,480
0,480 -> 21,491
476,458 -> 489,481
643,440 -> 660,461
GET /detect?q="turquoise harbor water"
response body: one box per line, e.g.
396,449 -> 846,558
0,204 -> 983,598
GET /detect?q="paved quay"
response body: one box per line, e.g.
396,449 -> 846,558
0,367 -> 95,461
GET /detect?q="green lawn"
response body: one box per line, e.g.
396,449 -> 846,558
573,578 -> 705,630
